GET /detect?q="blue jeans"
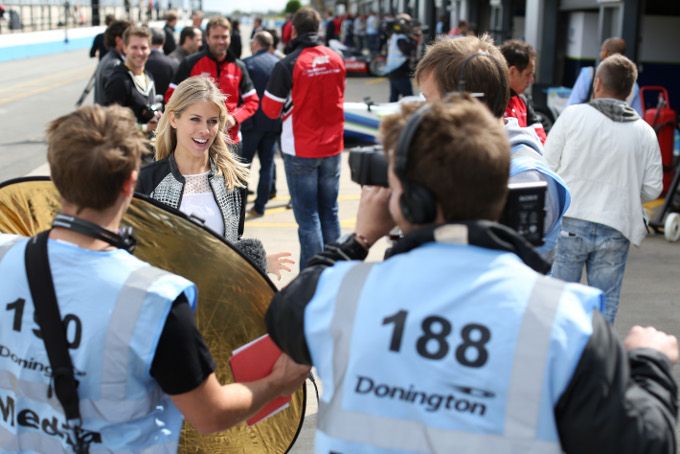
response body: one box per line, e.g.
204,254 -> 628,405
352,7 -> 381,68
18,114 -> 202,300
240,129 -> 278,214
367,34 -> 379,55
551,218 -> 630,323
283,153 -> 341,270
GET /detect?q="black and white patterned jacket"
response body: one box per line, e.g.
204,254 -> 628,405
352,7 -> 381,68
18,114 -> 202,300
137,154 -> 267,271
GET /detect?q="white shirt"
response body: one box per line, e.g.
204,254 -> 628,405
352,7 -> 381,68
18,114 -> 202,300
179,172 -> 225,237
544,101 -> 662,245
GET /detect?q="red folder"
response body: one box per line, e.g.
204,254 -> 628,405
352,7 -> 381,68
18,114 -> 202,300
229,334 -> 291,425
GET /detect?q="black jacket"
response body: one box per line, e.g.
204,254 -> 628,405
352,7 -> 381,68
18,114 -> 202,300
104,64 -> 157,124
89,32 -> 107,60
242,49 -> 281,133
266,225 -> 678,454
94,50 -> 124,105
145,49 -> 178,99
163,24 -> 177,55
229,30 -> 242,59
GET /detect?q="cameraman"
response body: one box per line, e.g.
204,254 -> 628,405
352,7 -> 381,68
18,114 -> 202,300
266,96 -> 678,453
415,36 -> 569,257
104,25 -> 160,134
383,13 -> 418,102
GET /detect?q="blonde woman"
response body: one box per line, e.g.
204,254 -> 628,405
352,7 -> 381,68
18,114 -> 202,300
137,76 -> 293,278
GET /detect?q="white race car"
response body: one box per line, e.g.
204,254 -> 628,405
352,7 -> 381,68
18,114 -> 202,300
343,96 -> 422,143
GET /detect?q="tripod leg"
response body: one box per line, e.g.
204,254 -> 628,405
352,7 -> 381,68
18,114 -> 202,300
75,71 -> 97,107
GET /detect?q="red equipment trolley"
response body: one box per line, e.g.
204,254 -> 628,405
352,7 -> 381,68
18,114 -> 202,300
640,86 -> 677,194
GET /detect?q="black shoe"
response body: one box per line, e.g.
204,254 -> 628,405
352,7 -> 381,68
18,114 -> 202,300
246,207 -> 264,219
269,190 -> 277,200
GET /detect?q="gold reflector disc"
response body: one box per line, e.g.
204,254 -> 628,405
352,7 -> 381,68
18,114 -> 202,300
0,177 -> 305,453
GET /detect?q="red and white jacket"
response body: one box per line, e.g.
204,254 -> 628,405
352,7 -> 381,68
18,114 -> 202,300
262,34 -> 345,158
504,90 -> 547,144
166,50 -> 258,143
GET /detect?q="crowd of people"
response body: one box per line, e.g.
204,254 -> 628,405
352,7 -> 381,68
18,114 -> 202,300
88,11 -> 306,278
265,29 -> 673,454
0,5 -> 677,453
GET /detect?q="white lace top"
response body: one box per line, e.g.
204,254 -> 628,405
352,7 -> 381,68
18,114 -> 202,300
179,171 -> 225,237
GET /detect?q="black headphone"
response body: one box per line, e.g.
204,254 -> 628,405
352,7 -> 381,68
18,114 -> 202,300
393,104 -> 438,225
52,214 -> 137,253
456,50 -> 509,117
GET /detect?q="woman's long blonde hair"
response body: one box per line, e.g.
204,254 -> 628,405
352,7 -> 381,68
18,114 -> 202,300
155,76 -> 248,189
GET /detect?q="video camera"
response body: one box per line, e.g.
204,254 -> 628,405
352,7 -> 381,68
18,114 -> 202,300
140,101 -> 162,124
139,94 -> 164,124
382,16 -> 423,36
348,145 -> 546,246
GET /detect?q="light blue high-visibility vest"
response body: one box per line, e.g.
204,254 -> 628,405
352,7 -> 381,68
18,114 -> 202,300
510,144 -> 571,256
0,234 -> 197,453
383,33 -> 409,75
304,240 -> 603,453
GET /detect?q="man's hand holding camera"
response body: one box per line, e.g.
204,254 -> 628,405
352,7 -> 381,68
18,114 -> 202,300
625,326 -> 679,363
145,110 -> 161,134
354,186 -> 395,250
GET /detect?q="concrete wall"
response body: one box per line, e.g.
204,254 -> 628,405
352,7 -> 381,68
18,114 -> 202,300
565,11 -> 599,59
639,15 -> 680,63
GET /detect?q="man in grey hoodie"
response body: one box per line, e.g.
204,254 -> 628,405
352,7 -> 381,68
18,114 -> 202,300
544,54 -> 662,323
414,35 -> 570,257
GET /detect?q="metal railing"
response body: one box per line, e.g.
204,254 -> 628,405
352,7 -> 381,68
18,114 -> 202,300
0,1 -> 165,34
